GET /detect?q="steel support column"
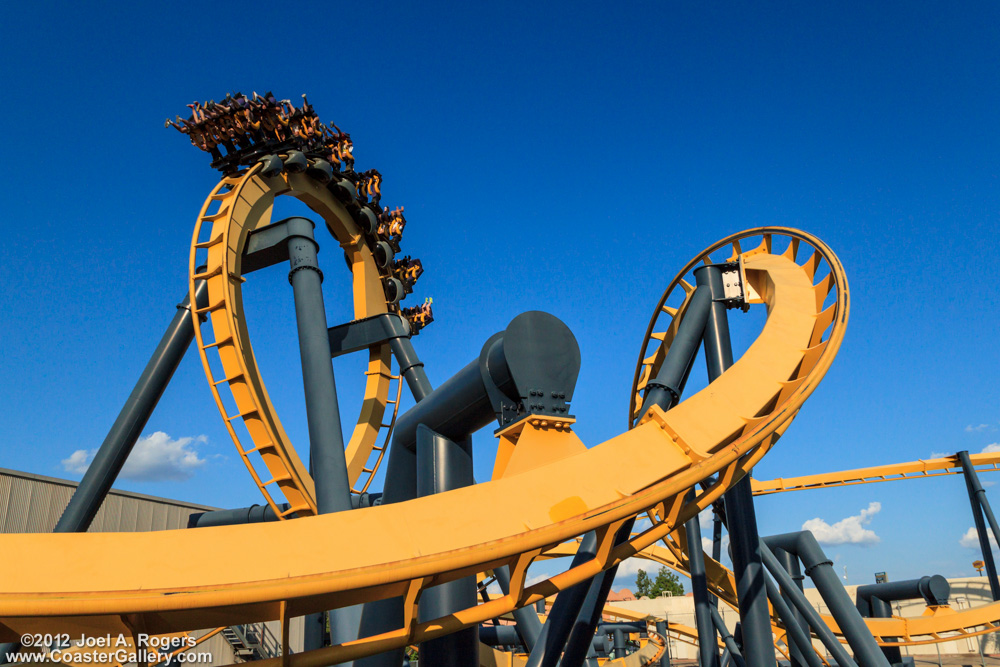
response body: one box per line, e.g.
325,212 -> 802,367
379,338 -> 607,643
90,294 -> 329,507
695,264 -> 774,667
360,312 -> 580,667
2,280 -> 211,666
764,533 -> 890,667
416,425 -> 478,665
284,218 -> 358,660
612,629 -> 627,659
524,532 -> 599,667
774,549 -> 809,667
655,621 -> 671,667
557,519 -> 636,667
762,570 -> 824,667
54,278 -> 208,532
958,450 -> 1000,601
758,543 -> 857,667
494,564 -> 544,652
388,336 -> 432,403
710,607 -> 746,667
685,492 -> 721,667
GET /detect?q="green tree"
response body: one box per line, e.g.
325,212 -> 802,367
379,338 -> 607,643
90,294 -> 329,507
634,566 -> 684,598
635,569 -> 652,597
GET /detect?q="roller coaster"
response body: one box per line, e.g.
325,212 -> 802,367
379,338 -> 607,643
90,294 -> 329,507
2,93 -> 1000,667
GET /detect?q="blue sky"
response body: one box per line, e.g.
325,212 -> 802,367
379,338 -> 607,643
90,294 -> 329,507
1,2 -> 999,592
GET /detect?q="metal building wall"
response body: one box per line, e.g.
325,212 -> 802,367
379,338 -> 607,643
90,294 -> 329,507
0,468 -> 259,664
0,467 -> 216,534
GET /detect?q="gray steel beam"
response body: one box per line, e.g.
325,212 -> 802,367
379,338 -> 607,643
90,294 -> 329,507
494,564 -> 544,652
655,620 -> 671,667
8,280 -> 209,665
187,494 -> 382,528
282,217 -> 358,660
53,278 -> 208,533
557,519 -> 636,667
958,450 -> 1000,601
416,426 -> 478,665
763,532 -> 890,667
762,568 -> 823,667
327,313 -> 410,358
388,336 -> 432,402
480,625 -> 523,647
856,576 -> 950,616
775,548 -> 808,667
479,625 -> 609,653
637,284 -> 717,667
710,606 -> 746,667
856,576 -> 949,665
524,532 -> 599,667
612,629 -> 627,659
684,491 -> 721,667
286,218 -> 353,515
758,542 -> 857,667
639,287 -> 712,417
360,312 -> 580,667
695,264 -> 774,667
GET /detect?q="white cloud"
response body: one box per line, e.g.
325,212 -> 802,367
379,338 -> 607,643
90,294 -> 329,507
960,527 -> 998,550
802,502 -> 881,546
615,558 -> 649,579
62,432 -> 208,482
967,424 -> 993,433
982,443 -> 1000,454
929,451 -> 951,459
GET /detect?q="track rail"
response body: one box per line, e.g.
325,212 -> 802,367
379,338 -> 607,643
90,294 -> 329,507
0,228 -> 848,667
188,166 -> 399,516
751,452 -> 1000,496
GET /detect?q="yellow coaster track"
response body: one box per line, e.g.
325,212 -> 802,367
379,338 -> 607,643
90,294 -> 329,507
0,224 -> 849,666
187,165 -> 402,516
751,451 -> 1000,496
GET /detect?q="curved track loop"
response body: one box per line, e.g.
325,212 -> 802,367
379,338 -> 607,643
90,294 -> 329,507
188,165 -> 397,516
0,227 -> 848,666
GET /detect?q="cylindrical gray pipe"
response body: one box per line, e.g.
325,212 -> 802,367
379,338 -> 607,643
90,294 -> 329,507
684,491 -> 721,667
416,425 -> 478,665
856,576 -> 950,616
764,533 -> 890,667
711,606 -> 746,667
612,629 -> 627,659
856,575 -> 949,666
557,519 -> 637,667
958,450 -> 1000,601
758,542 -> 857,667
54,278 -> 208,533
187,494 -> 383,528
524,532 -> 599,667
285,219 -> 359,660
655,620 -> 671,667
775,548 -> 808,667
494,564 -> 543,651
361,312 -> 579,667
287,220 -> 352,516
696,264 -> 774,667
640,287 -> 712,417
388,336 -> 432,402
762,568 -> 824,667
